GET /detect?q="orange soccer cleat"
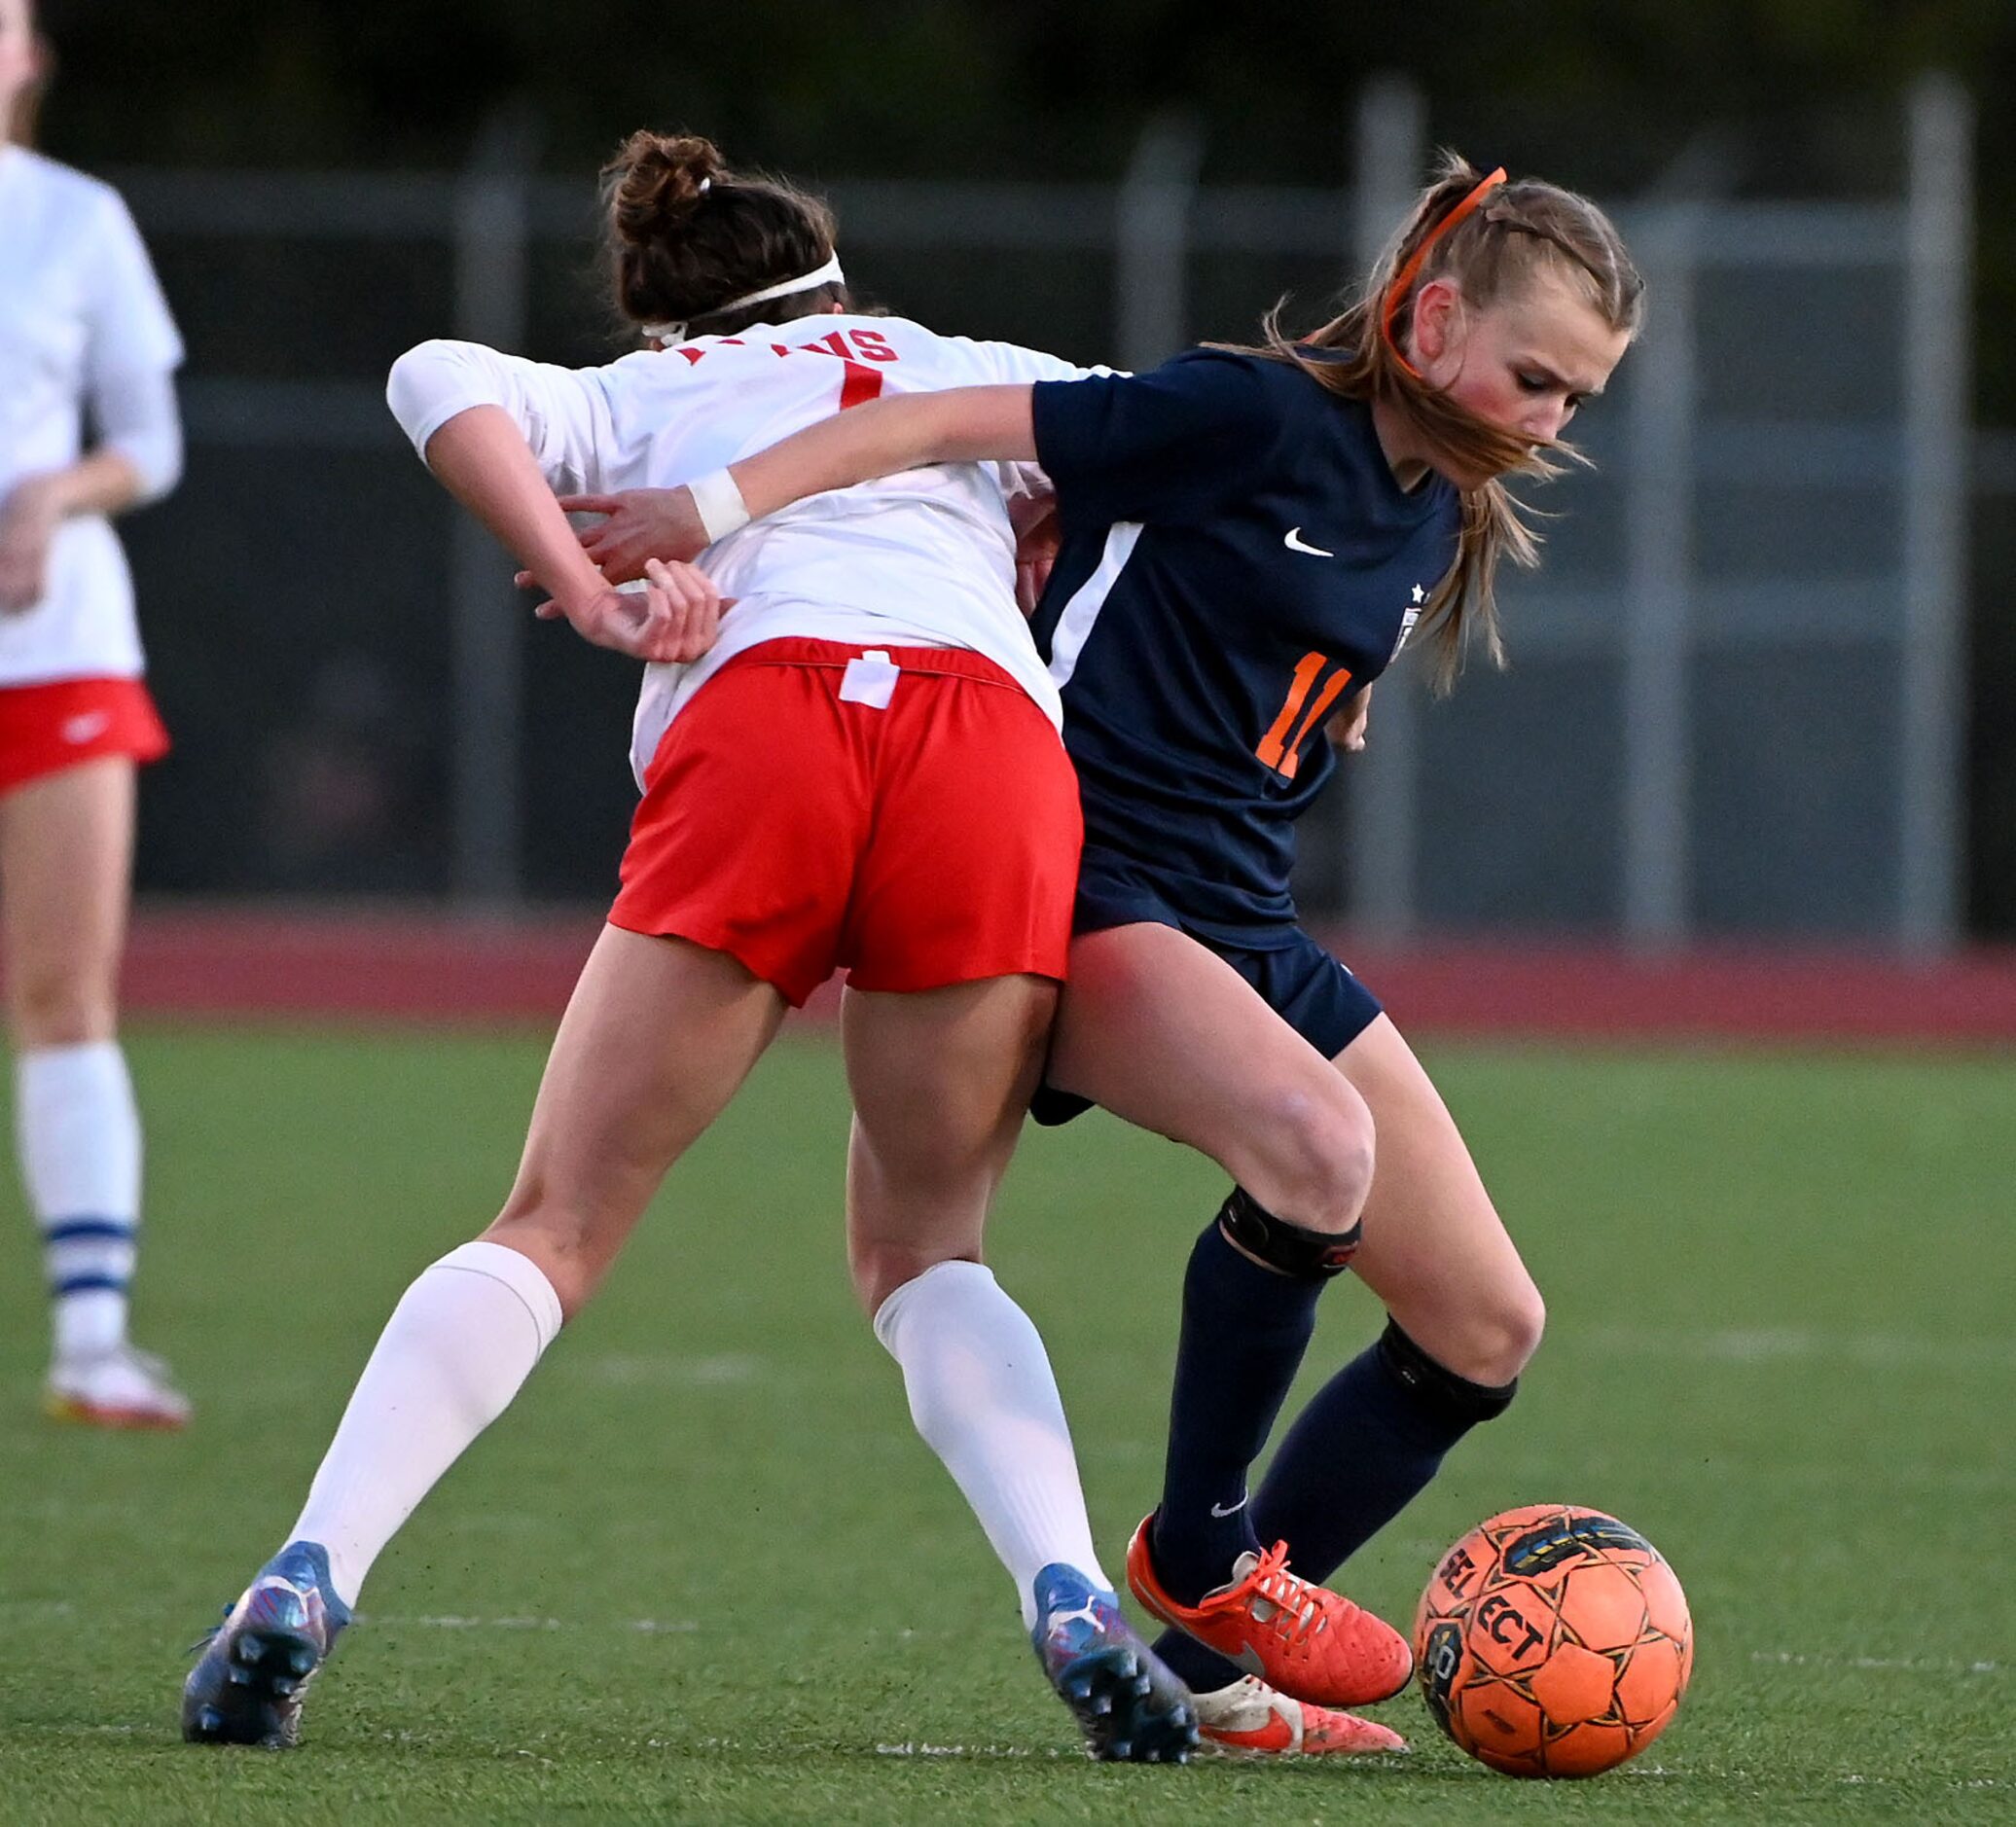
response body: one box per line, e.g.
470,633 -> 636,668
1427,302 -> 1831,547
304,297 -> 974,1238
1126,1516 -> 1413,1709
1191,1674 -> 1408,1758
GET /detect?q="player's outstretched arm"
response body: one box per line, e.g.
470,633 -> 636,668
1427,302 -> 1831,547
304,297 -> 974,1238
735,383 -> 1039,518
558,385 -> 1040,580
421,406 -> 721,665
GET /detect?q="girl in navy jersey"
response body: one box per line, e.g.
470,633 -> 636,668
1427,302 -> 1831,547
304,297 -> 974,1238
0,0 -> 187,1429
182,131 -> 1195,1765
586,154 -> 1642,1755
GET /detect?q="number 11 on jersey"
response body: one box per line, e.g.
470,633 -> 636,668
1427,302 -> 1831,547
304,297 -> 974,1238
1257,652 -> 1354,781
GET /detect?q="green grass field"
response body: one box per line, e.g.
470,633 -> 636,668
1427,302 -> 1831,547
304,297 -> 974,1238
0,1024 -> 2010,1824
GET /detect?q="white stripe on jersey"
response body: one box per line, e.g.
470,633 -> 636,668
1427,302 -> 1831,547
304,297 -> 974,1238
1046,521 -> 1143,691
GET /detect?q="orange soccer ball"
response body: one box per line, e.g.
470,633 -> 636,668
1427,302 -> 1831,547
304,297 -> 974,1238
1413,1503 -> 1693,1778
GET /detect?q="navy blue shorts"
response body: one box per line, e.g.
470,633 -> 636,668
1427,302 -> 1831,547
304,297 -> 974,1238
1030,863 -> 1384,1128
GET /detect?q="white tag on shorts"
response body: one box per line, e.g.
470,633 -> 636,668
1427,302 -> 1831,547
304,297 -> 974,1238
838,650 -> 900,709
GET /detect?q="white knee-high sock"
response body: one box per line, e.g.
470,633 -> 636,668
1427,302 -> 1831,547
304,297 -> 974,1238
287,1240 -> 563,1608
874,1259 -> 1110,1629
15,1041 -> 143,1360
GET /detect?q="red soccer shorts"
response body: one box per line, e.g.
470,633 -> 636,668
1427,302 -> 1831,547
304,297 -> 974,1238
610,637 -> 1082,1006
0,676 -> 170,798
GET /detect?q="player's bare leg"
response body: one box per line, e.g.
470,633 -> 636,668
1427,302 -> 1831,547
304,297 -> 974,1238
184,928 -> 784,1746
1044,923 -> 1408,1716
1336,1015 -> 1544,1387
844,974 -> 1195,1763
0,757 -> 186,1427
1047,923 -> 1375,1238
484,927 -> 786,1312
1232,1012 -> 1537,1579
842,973 -> 1051,1311
1145,1014 -> 1539,1732
0,759 -> 131,1052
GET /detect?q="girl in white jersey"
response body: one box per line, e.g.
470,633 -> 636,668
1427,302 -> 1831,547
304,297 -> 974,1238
0,0 -> 188,1429
182,131 -> 1196,1765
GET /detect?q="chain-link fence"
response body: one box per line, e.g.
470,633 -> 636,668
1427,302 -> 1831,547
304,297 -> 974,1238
112,77 -> 1978,950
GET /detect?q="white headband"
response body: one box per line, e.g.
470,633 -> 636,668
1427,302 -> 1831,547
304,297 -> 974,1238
641,252 -> 846,343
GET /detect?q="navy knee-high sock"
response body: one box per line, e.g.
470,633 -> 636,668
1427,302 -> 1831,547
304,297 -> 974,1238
1155,1319 -> 1516,1695
1147,1213 -> 1326,1604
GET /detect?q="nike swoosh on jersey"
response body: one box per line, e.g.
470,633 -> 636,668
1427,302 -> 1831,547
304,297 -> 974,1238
61,711 -> 112,744
1283,527 -> 1335,557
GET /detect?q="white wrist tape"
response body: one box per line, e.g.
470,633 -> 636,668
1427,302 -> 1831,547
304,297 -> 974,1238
688,468 -> 751,545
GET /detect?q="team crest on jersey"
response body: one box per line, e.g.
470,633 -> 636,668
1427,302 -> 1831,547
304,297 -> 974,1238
1389,583 -> 1427,663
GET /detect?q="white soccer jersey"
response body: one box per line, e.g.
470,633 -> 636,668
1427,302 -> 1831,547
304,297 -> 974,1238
0,146 -> 184,686
386,313 -> 1099,785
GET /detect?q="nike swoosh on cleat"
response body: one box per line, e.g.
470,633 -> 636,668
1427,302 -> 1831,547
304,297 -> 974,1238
1283,527 -> 1334,557
1205,1714 -> 1296,1754
1228,1643 -> 1268,1678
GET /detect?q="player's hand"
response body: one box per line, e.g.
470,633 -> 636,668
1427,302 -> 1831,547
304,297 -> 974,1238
554,487 -> 710,583
534,557 -> 727,663
1328,683 -> 1373,752
1009,490 -> 1061,619
0,478 -> 60,614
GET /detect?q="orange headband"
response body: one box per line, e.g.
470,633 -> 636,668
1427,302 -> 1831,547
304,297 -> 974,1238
1380,166 -> 1508,378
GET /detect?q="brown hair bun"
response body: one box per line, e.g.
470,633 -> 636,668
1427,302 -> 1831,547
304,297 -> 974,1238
606,130 -> 728,248
599,130 -> 848,339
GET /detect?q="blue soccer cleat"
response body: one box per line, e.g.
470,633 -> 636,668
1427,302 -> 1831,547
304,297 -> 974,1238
1029,1562 -> 1199,1763
181,1541 -> 350,1748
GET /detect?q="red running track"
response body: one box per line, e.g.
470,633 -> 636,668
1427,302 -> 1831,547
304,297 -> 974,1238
91,904 -> 2016,1044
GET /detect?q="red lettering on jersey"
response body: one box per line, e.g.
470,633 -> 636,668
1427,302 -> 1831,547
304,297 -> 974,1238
803,329 -> 854,360
847,328 -> 899,363
839,359 -> 885,410
676,346 -> 706,365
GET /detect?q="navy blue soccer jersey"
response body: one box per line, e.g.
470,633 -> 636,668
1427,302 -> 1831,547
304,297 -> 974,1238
1028,346 -> 1460,944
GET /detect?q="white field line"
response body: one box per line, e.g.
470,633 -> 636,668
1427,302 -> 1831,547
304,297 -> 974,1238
366,1613 -> 702,1633
1750,1649 -> 2001,1676
348,1620 -> 2016,1677
562,1352 -> 767,1387
0,1599 -> 716,1634
0,1599 -> 959,1647
1567,1325 -> 2016,1372
357,1615 -> 941,1641
630,1737 -> 1068,1759
1834,1776 -> 2008,1791
4,1595 -> 2002,1674
872,1742 -> 1062,1760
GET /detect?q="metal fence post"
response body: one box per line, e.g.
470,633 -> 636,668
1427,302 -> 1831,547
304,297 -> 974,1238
1346,74 -> 1426,941
1900,72 -> 1972,955
449,112 -> 536,906
1620,203 -> 1699,951
1115,114 -> 1203,372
